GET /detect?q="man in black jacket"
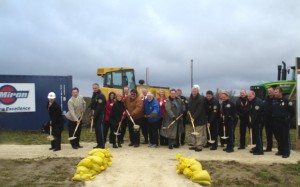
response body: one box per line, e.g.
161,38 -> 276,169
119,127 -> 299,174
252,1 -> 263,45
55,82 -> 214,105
263,87 -> 275,152
47,92 -> 64,151
188,85 -> 207,152
177,88 -> 188,146
272,88 -> 294,158
235,89 -> 250,149
248,90 -> 264,155
90,83 -> 107,149
205,90 -> 220,150
221,91 -> 236,153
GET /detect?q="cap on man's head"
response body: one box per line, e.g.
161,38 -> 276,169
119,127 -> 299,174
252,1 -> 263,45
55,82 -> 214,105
47,92 -> 56,99
206,90 -> 213,95
223,91 -> 229,96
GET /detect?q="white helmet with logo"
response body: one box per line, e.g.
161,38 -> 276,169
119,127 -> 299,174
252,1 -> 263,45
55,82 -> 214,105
47,92 -> 56,99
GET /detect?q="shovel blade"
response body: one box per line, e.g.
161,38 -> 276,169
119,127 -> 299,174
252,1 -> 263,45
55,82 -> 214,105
221,136 -> 229,139
208,140 -> 215,144
68,137 -> 77,140
47,136 -> 54,141
133,125 -> 140,129
191,132 -> 199,136
114,132 -> 121,136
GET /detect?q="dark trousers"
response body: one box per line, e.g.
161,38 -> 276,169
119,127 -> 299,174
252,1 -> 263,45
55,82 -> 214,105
218,120 -> 227,145
141,117 -> 149,143
158,118 -> 168,145
128,118 -> 143,145
208,120 -> 218,148
252,122 -> 263,152
51,125 -> 62,149
94,114 -> 105,148
147,120 -> 159,145
68,120 -> 82,147
225,120 -> 235,150
274,118 -> 290,155
120,119 -> 127,143
180,114 -> 187,145
104,120 -> 110,143
239,119 -> 249,148
264,115 -> 274,149
109,121 -> 121,144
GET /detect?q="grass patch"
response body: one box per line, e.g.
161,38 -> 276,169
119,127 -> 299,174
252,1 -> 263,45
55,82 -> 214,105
255,169 -> 281,183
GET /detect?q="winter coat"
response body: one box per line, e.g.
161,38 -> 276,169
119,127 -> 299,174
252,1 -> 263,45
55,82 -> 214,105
161,96 -> 183,139
65,95 -> 86,122
47,101 -> 64,131
124,95 -> 144,120
109,100 -> 125,126
188,93 -> 207,126
157,97 -> 166,119
144,97 -> 161,123
105,100 -> 114,121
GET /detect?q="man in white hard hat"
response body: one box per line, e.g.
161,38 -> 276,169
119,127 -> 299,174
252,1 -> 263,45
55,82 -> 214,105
47,92 -> 64,151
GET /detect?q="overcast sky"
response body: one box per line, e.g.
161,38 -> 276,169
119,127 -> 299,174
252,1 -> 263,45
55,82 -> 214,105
0,0 -> 300,97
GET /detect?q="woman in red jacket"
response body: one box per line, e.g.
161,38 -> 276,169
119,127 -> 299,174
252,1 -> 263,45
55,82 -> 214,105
157,89 -> 168,146
105,92 -> 116,144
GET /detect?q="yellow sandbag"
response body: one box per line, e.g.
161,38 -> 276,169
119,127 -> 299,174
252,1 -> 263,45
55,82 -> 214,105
191,170 -> 211,185
76,166 -> 89,174
189,163 -> 202,172
88,148 -> 105,155
91,151 -> 105,158
183,167 -> 193,179
72,173 -> 96,181
87,155 -> 103,165
92,163 -> 103,173
77,158 -> 93,168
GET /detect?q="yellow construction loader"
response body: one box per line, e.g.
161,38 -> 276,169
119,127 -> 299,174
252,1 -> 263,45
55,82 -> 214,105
96,67 -> 169,98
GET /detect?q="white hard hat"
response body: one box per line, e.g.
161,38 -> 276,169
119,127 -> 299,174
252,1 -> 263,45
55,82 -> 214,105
192,84 -> 200,91
47,92 -> 56,99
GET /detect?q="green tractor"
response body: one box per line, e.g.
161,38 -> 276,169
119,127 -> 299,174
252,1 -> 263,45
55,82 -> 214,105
250,61 -> 296,128
250,61 -> 296,99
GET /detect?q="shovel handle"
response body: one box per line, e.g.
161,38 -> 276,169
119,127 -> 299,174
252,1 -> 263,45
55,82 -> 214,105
126,109 -> 137,126
187,111 -> 196,132
167,113 -> 183,128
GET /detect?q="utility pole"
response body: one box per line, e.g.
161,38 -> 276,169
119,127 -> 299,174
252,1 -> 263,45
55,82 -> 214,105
191,59 -> 193,88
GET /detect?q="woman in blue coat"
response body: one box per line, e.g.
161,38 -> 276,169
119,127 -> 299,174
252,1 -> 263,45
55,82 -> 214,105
144,92 -> 161,148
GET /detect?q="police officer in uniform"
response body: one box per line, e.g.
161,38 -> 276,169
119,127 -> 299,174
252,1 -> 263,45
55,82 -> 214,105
248,90 -> 264,155
90,83 -> 107,149
272,88 -> 294,158
205,90 -> 220,150
221,91 -> 236,153
263,87 -> 275,152
235,89 -> 250,150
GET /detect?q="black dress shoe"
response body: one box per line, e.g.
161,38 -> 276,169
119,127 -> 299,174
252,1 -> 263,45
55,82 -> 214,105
238,147 -> 245,150
133,144 -> 139,147
253,151 -> 264,155
118,143 -> 122,148
53,148 -> 61,151
264,149 -> 272,152
77,145 -> 83,148
49,147 -> 54,150
282,154 -> 289,158
226,149 -> 234,153
128,143 -> 134,146
195,148 -> 202,152
189,147 -> 196,150
141,141 -> 148,144
223,148 -> 228,151
72,146 -> 78,149
210,147 -> 217,150
113,144 -> 118,148
275,152 -> 282,156
173,145 -> 179,148
169,145 -> 173,149
93,145 -> 101,149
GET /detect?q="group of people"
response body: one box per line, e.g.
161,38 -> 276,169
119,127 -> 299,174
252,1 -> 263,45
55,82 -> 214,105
46,83 -> 294,158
